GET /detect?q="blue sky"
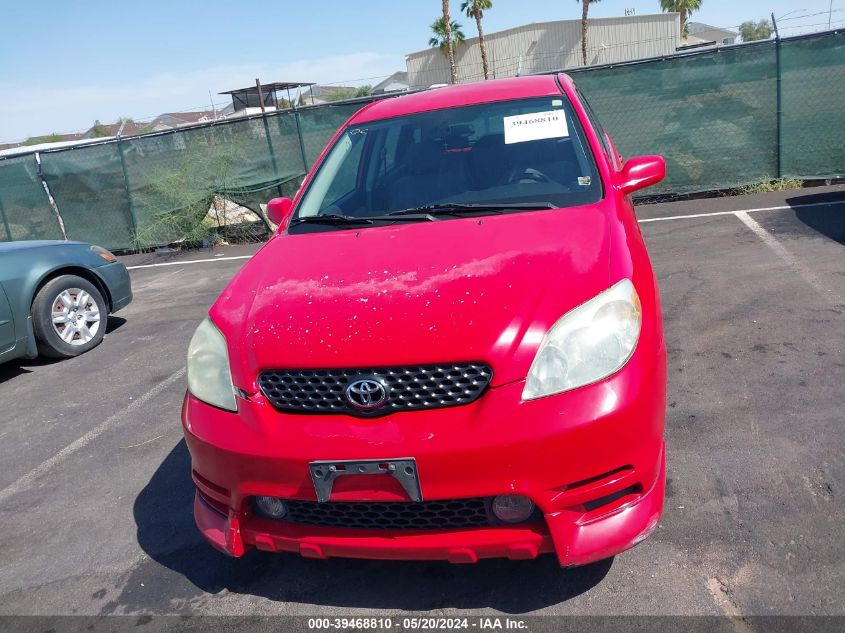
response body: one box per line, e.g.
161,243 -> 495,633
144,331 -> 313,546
0,0 -> 841,142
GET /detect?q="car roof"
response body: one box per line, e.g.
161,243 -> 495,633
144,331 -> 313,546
351,74 -> 567,124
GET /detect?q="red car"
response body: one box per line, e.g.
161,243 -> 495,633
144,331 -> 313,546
183,73 -> 667,567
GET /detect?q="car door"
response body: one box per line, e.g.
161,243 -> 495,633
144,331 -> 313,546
0,282 -> 14,353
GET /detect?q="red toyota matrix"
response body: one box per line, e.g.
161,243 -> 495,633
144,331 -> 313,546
183,74 -> 667,567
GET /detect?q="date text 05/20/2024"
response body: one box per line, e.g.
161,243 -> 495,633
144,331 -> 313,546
307,617 -> 529,630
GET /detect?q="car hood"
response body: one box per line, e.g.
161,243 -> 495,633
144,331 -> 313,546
0,240 -> 86,254
212,204 -> 614,391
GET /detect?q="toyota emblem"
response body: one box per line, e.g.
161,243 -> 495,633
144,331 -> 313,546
345,378 -> 389,411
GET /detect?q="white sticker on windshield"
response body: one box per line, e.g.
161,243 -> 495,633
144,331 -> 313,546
503,110 -> 569,145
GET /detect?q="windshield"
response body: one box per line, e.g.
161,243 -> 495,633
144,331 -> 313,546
293,96 -> 602,227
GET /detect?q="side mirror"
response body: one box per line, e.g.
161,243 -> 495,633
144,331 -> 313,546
617,155 -> 666,196
266,197 -> 294,230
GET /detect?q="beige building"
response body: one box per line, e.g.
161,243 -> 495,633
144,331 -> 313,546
406,13 -> 682,88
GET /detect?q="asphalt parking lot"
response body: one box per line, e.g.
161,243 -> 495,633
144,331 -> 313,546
0,186 -> 842,617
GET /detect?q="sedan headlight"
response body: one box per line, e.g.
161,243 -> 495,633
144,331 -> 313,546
187,318 -> 238,411
522,279 -> 641,400
90,245 -> 117,263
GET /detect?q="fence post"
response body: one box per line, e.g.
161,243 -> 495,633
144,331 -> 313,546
258,113 -> 284,199
116,138 -> 139,237
772,12 -> 783,179
35,152 -> 68,240
294,109 -> 309,173
0,195 -> 12,241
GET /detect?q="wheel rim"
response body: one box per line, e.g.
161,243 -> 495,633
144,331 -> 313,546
50,288 -> 101,346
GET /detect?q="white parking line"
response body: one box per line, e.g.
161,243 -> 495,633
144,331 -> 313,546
734,211 -> 840,301
639,209 -> 745,223
637,199 -> 839,223
0,367 -> 186,505
126,255 -> 253,270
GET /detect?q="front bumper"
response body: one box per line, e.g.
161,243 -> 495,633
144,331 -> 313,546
95,261 -> 133,312
183,345 -> 666,567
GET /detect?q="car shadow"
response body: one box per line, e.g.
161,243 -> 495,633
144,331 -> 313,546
105,315 -> 127,334
0,356 -> 62,382
132,440 -> 612,613
0,316 -> 127,383
787,191 -> 845,245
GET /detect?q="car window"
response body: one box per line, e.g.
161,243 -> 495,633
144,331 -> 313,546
312,132 -> 366,211
380,124 -> 403,172
295,96 -> 603,224
575,87 -> 613,162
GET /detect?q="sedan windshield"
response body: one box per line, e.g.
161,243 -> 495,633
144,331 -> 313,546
293,96 -> 602,228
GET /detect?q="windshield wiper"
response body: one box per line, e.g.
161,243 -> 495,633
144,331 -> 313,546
290,214 -> 375,226
291,203 -> 558,227
388,202 -> 557,217
290,213 -> 441,227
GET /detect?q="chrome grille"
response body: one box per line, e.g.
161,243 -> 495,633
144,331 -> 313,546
257,363 -> 493,416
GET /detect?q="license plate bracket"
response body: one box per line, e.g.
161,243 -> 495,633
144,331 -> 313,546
308,458 -> 422,503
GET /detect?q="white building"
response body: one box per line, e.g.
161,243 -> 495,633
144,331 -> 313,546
405,13 -> 682,89
372,71 -> 410,95
683,22 -> 739,48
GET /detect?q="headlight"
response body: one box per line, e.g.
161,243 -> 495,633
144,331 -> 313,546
522,279 -> 641,400
187,317 -> 238,411
90,245 -> 117,263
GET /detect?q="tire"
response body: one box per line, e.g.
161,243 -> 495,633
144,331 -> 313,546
32,275 -> 108,358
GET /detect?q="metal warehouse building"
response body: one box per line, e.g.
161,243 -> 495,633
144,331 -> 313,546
406,13 -> 681,88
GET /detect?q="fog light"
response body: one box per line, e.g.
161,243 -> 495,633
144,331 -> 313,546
255,496 -> 288,519
491,495 -> 535,523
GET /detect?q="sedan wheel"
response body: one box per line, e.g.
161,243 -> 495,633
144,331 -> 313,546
32,275 -> 108,358
50,288 -> 102,346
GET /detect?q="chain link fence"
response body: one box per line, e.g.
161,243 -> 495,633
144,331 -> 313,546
0,154 -> 62,241
0,30 -> 842,250
10,103 -> 366,250
570,31 -> 844,194
779,33 -> 845,178
571,40 -> 780,195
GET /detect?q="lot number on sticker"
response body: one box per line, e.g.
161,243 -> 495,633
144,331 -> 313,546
504,110 -> 569,145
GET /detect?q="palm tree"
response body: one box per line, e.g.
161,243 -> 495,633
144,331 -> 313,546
429,16 -> 465,83
577,0 -> 601,67
461,0 -> 493,80
442,0 -> 457,84
660,0 -> 703,39
429,18 -> 466,51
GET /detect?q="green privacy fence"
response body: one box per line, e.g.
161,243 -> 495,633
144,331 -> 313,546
779,34 -> 845,178
0,30 -> 842,250
38,142 -> 134,248
571,40 -> 780,194
0,102 -> 365,249
0,154 -> 62,241
569,30 -> 844,194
